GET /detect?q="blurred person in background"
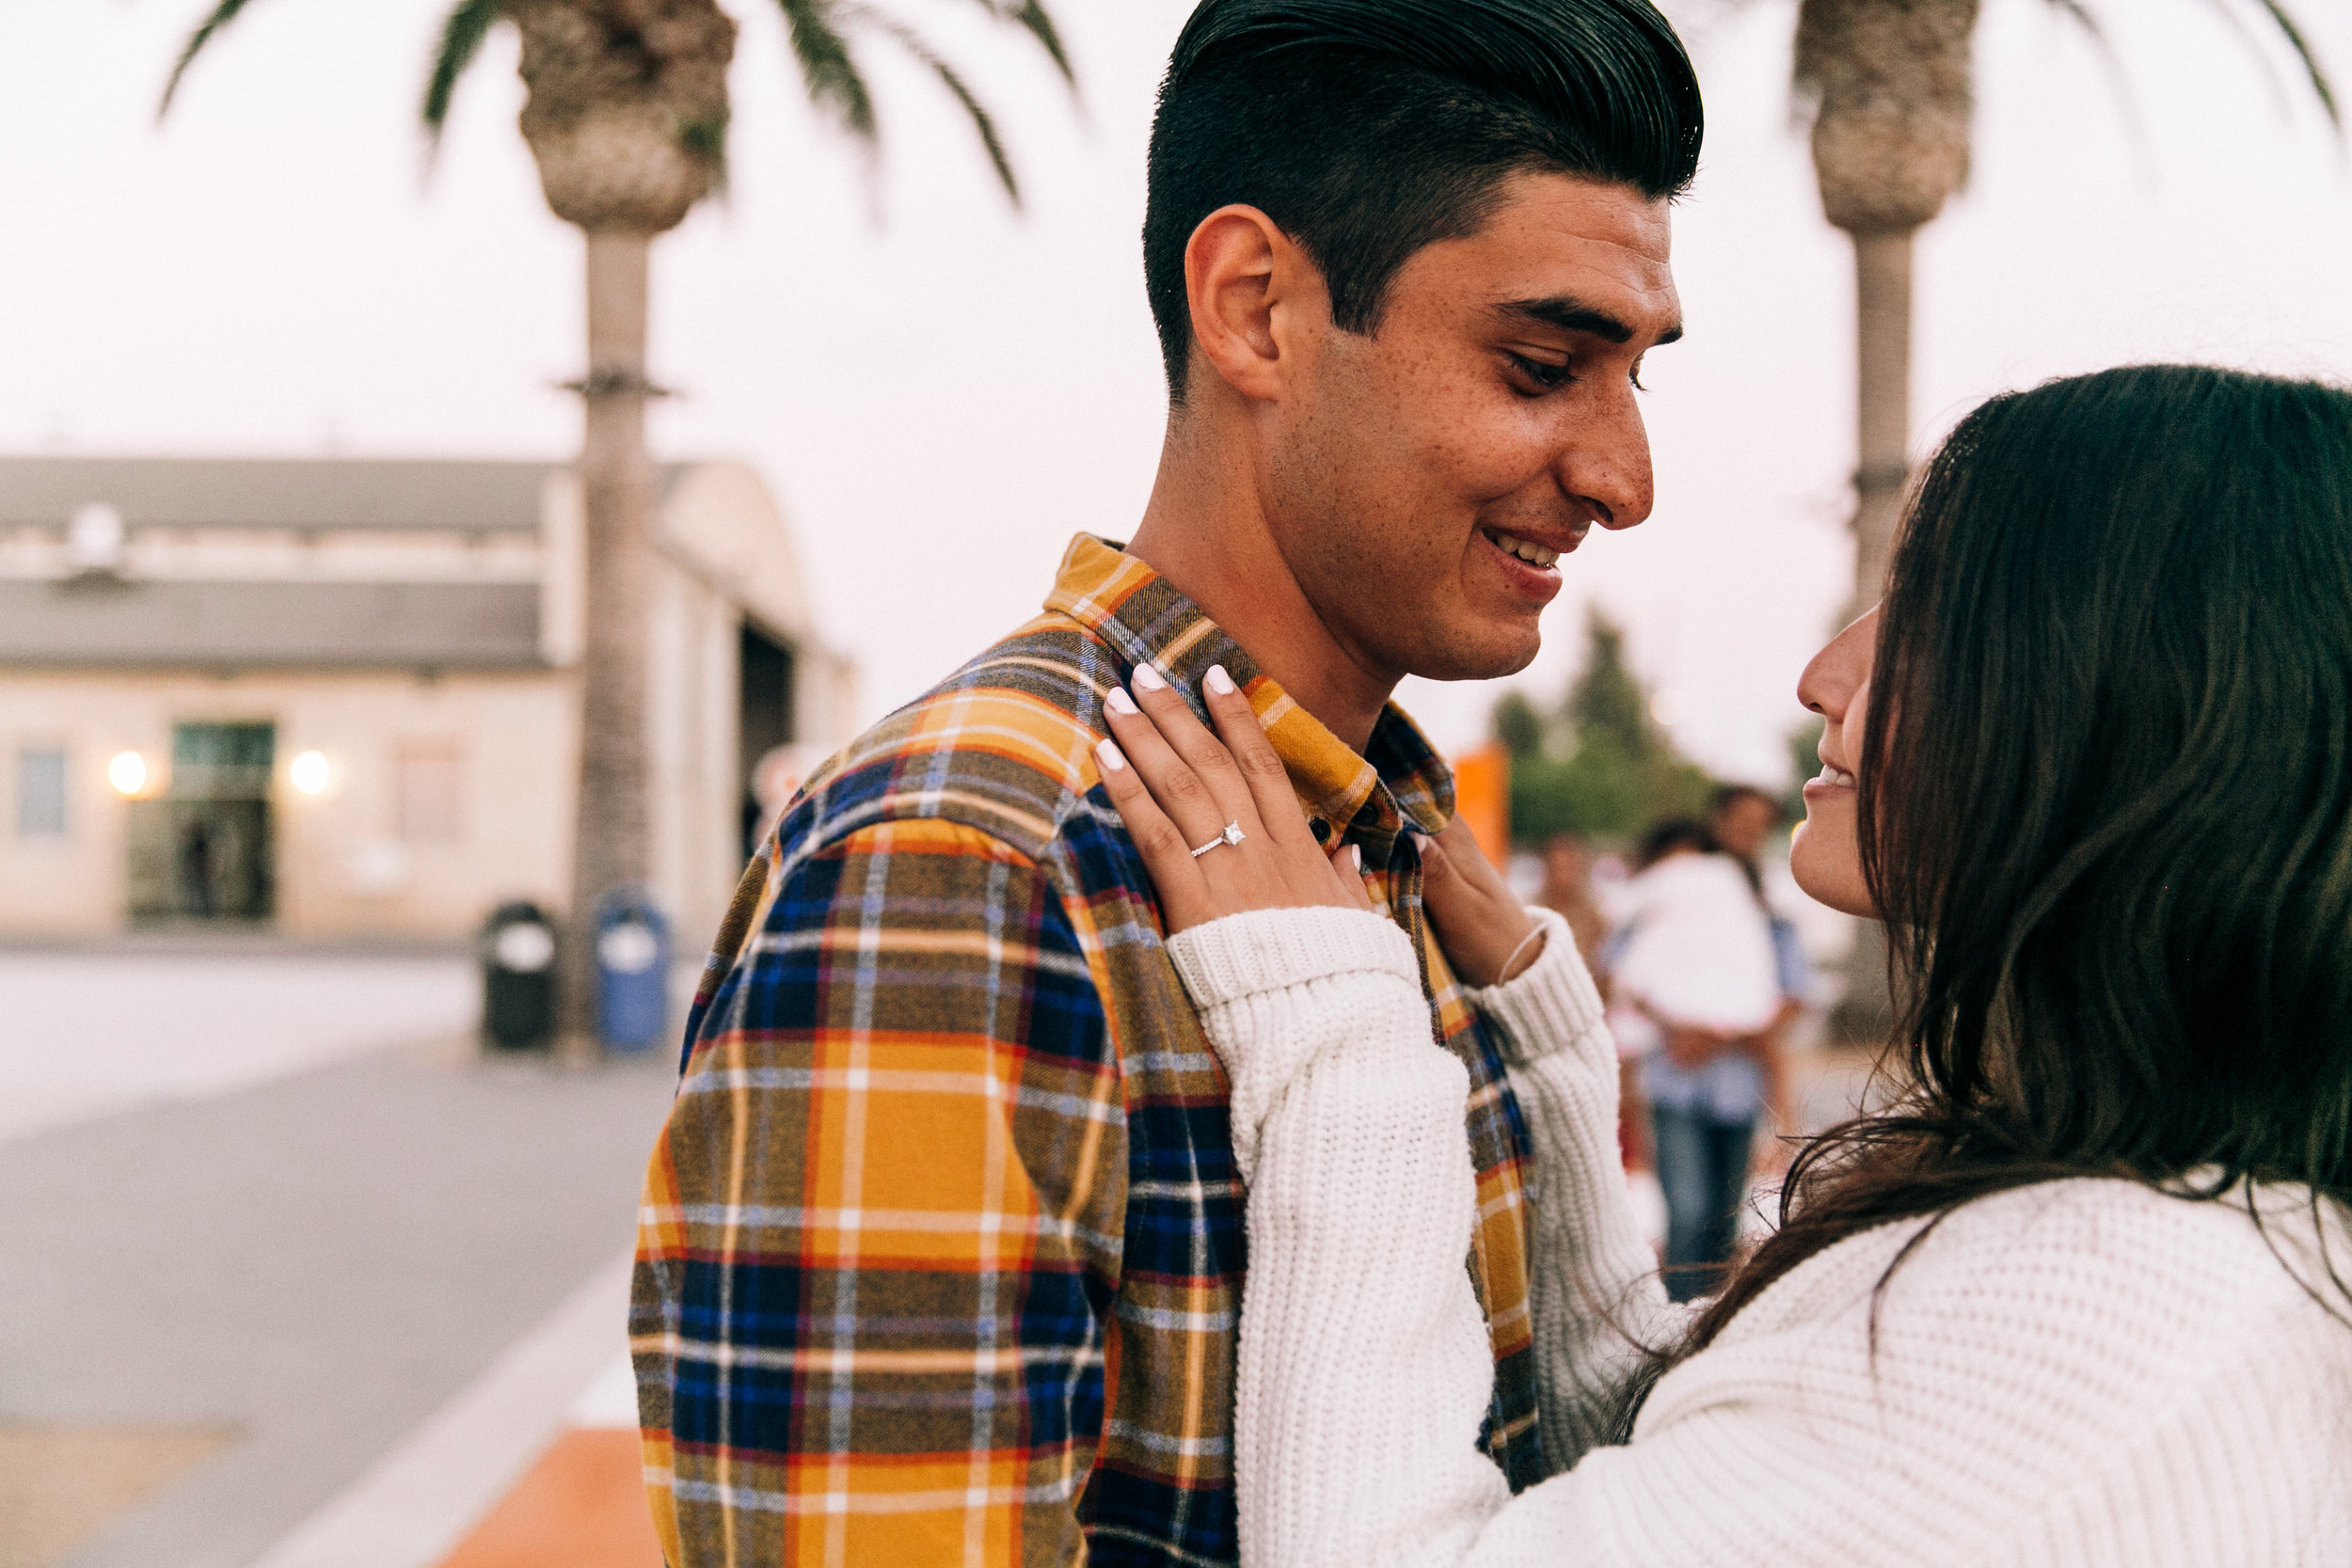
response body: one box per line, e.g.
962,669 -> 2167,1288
741,741 -> 819,858
628,0 -> 1704,1561
1708,784 -> 1806,1009
1535,833 -> 1610,962
1537,832 -> 1650,1172
1706,783 -> 1808,1154
1605,817 -> 1789,1299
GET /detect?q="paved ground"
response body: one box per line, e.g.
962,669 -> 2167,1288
0,951 -> 678,1568
0,949 -> 477,1147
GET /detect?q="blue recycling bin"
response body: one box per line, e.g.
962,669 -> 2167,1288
595,886 -> 672,1053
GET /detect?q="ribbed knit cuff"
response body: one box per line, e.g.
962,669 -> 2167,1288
1165,905 -> 1420,1008
1466,907 -> 1610,1066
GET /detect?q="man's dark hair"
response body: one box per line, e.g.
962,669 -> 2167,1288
1707,783 -> 1781,821
1143,0 -> 1704,401
1633,816 -> 1717,871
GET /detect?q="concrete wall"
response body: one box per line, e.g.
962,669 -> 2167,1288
0,575 -> 835,949
0,671 -> 575,941
646,554 -> 747,960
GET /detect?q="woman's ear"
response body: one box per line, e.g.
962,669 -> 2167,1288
1183,204 -> 1323,404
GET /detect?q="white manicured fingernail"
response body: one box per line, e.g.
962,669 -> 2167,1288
1132,663 -> 1168,691
1348,844 -> 1362,874
1096,737 -> 1127,771
1105,687 -> 1138,715
1205,664 -> 1235,695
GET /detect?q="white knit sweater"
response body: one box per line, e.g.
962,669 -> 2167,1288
1163,905 -> 2352,1568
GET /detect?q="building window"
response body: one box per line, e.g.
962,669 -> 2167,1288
17,749 -> 67,839
173,722 -> 276,801
396,741 -> 464,845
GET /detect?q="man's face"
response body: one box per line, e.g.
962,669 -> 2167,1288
1263,171 -> 1679,684
1711,795 -> 1781,861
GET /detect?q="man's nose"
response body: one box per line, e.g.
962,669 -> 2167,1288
1554,387 -> 1654,530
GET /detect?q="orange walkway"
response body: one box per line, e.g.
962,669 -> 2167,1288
439,1419 -> 661,1567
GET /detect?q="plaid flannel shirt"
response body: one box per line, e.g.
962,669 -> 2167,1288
632,535 -> 1545,1567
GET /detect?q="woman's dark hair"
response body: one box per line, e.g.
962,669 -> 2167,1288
1630,364 -> 2352,1424
1144,0 -> 1703,401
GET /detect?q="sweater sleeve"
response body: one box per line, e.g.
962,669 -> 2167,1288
1166,907 -> 1514,1568
1464,909 -> 1695,1471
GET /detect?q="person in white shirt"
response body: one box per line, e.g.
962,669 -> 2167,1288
1088,363 -> 2352,1567
1603,818 -> 1787,1296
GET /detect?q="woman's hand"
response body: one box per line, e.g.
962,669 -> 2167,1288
1094,662 -> 1373,934
1419,816 -> 1544,987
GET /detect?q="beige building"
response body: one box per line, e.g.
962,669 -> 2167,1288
0,456 -> 854,948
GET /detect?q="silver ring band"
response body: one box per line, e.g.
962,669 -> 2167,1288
1190,820 -> 1247,858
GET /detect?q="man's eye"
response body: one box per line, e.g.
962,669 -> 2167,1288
1507,355 -> 1575,393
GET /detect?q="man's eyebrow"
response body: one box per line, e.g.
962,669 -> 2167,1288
1496,296 -> 1684,347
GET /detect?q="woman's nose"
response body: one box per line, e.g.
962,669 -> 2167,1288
1799,606 -> 1880,720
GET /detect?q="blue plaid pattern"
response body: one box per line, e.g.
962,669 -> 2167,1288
632,536 -> 1544,1566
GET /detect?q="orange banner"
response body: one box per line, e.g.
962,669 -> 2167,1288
1450,743 -> 1510,869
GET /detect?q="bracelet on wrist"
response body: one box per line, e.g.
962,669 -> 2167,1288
1493,921 -> 1546,986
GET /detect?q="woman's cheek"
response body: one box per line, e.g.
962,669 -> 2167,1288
1847,676 -> 1873,768
1790,801 -> 1876,918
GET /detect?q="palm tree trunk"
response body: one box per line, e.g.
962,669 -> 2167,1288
1827,227 -> 1913,1049
1850,228 -> 1913,610
559,228 -> 657,1053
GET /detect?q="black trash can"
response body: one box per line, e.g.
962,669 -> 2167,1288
481,900 -> 558,1051
595,886 -> 672,1054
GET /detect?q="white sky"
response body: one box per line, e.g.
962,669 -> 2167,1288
4,0 -> 2348,784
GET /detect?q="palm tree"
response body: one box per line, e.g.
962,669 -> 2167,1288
162,0 -> 1073,1052
1788,0 -> 2335,1047
1793,0 -> 2336,610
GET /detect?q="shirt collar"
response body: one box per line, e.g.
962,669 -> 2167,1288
1043,533 -> 1454,857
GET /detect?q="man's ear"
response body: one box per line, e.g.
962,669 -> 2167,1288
1183,205 -> 1323,404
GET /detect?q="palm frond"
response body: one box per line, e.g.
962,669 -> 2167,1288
848,5 -> 1020,204
2043,1 -> 2337,142
776,0 -> 880,146
423,0 -> 507,141
2241,0 -> 2339,127
989,0 -> 1075,89
2197,0 -> 2302,119
2042,0 -> 2154,168
159,0 -> 260,118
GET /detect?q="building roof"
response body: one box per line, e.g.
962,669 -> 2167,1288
0,456 -> 566,534
0,454 -> 823,673
0,579 -> 543,670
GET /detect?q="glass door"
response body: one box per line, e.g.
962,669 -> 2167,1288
128,721 -> 276,924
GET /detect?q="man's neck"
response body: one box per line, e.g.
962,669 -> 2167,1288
1126,420 -> 1396,755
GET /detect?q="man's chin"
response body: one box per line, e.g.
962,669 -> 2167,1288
1409,622 -> 1544,683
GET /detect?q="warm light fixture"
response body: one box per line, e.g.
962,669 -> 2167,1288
290,750 -> 331,796
107,750 -> 148,797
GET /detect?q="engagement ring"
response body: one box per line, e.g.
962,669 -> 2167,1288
1190,821 -> 1247,858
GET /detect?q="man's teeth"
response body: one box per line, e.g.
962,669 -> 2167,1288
1816,764 -> 1857,788
1491,531 -> 1560,568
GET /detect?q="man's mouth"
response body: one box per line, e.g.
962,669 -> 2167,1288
1480,528 -> 1563,569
